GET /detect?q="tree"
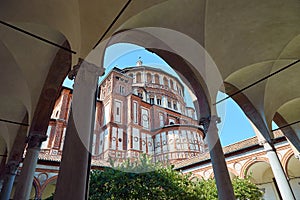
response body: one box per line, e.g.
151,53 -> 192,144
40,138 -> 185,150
232,176 -> 263,200
89,155 -> 202,200
47,155 -> 263,199
195,176 -> 263,200
89,155 -> 263,200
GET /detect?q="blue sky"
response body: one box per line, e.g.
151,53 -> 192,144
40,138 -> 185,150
63,43 -> 277,147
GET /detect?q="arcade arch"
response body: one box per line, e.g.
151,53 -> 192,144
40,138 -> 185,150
245,161 -> 281,200
40,176 -> 58,200
286,155 -> 300,198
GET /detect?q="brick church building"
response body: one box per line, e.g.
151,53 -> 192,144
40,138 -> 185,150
40,60 -> 206,166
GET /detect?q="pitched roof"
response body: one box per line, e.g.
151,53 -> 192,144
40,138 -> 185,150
174,130 -> 284,169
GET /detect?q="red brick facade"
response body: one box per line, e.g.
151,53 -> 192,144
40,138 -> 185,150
40,65 -> 206,165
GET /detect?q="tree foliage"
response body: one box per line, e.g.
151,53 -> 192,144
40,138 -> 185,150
232,176 -> 263,200
89,154 -> 201,200
88,155 -> 263,200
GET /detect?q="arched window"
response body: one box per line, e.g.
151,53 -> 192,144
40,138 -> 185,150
136,72 -> 141,83
156,95 -> 162,105
163,77 -> 168,87
170,80 -> 174,89
149,95 -> 155,104
154,74 -> 160,84
137,89 -> 143,98
147,73 -> 152,83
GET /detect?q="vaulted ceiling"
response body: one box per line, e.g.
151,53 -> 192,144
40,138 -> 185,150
0,0 -> 299,159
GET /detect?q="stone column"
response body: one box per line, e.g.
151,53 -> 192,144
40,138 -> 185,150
0,151 -> 7,192
0,161 -> 18,200
54,59 -> 104,200
200,116 -> 235,200
263,142 -> 295,200
13,134 -> 46,200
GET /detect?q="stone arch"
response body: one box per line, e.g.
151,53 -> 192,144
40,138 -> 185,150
284,151 -> 300,179
99,27 -> 233,196
209,171 -> 214,179
244,159 -> 273,183
10,177 -> 38,199
240,157 -> 270,178
33,176 -> 41,199
202,168 -> 213,180
273,100 -> 300,153
104,28 -> 212,118
128,73 -> 134,78
227,167 -> 239,179
40,175 -> 58,199
242,159 -> 282,199
189,174 -> 203,182
224,82 -> 272,143
282,149 -> 295,174
284,151 -> 300,199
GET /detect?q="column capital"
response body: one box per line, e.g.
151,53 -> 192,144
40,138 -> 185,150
68,58 -> 105,80
26,133 -> 47,149
257,136 -> 275,147
262,141 -> 276,152
5,161 -> 19,175
294,153 -> 300,160
199,115 -> 221,133
211,115 -> 221,124
258,139 -> 267,146
68,58 -> 83,80
199,117 -> 210,133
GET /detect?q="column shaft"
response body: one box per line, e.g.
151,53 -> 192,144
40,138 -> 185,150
264,143 -> 295,200
202,116 -> 235,200
0,163 -> 17,200
54,110 -> 91,200
54,59 -> 104,200
13,146 -> 41,200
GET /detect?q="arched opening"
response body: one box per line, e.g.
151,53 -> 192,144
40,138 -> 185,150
286,155 -> 300,199
216,91 -> 256,146
136,72 -> 141,83
79,42 -> 206,166
146,72 -> 152,83
246,161 -> 280,200
154,74 -> 160,84
41,177 -> 57,199
170,79 -> 174,90
128,73 -> 133,78
163,77 -> 168,87
10,182 -> 37,199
